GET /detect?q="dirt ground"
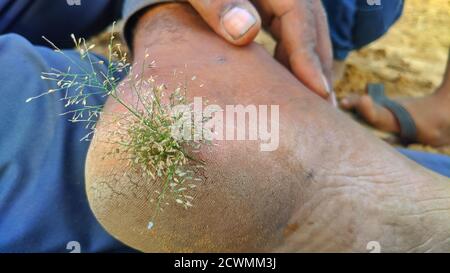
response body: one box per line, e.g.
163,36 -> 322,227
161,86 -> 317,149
95,0 -> 450,155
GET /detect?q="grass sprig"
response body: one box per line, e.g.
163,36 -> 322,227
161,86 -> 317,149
27,23 -> 211,226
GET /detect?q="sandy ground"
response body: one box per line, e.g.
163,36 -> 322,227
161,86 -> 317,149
94,0 -> 450,155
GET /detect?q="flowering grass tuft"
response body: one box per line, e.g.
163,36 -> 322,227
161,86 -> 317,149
27,23 -> 210,224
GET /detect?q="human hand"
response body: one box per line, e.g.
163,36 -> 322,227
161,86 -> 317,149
187,0 -> 335,103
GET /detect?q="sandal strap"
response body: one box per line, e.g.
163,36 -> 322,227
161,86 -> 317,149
368,83 -> 418,145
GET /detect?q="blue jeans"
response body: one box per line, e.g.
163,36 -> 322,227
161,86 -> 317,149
398,149 -> 450,178
322,0 -> 404,60
0,34 -> 135,252
0,0 -> 123,48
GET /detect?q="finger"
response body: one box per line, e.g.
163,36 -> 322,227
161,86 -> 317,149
188,0 -> 262,46
289,45 -> 330,99
311,1 -> 336,106
272,19 -> 289,67
270,0 -> 331,99
312,0 -> 333,84
250,0 -> 276,31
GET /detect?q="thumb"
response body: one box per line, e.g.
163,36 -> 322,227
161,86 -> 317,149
188,0 -> 261,46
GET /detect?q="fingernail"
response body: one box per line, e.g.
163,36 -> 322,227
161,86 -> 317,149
322,74 -> 338,107
222,6 -> 257,40
330,90 -> 338,107
321,74 -> 331,95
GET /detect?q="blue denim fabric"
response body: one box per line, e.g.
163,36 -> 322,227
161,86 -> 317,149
0,34 -> 134,252
322,0 -> 404,60
398,149 -> 450,178
0,0 -> 123,48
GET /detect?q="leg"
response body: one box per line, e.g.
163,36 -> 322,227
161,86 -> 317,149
86,3 -> 450,252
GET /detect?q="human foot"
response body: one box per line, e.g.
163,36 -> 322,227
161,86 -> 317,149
85,3 -> 450,253
341,85 -> 450,147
